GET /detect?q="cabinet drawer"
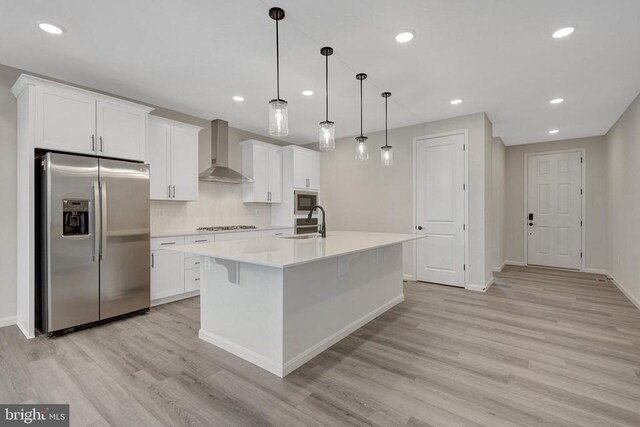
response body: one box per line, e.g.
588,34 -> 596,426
214,230 -> 262,241
185,268 -> 200,292
151,236 -> 185,251
261,228 -> 294,237
185,257 -> 202,270
185,235 -> 214,244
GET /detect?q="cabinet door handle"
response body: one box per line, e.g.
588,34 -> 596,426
151,253 -> 154,268
195,278 -> 200,281
161,242 -> 176,246
99,136 -> 104,152
195,262 -> 200,265
91,135 -> 96,151
195,239 -> 207,243
306,178 -> 310,188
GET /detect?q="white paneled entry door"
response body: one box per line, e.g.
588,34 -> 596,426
415,133 -> 466,287
527,151 -> 583,269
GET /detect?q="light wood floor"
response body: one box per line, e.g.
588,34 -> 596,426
2,266 -> 640,426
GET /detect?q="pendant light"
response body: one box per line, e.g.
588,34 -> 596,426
319,47 -> 335,151
268,7 -> 288,137
381,92 -> 393,167
355,73 -> 368,161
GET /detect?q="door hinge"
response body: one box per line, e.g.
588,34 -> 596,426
463,183 -> 466,190
581,157 -> 583,163
463,224 -> 466,231
580,220 -> 583,226
463,144 -> 466,151
463,264 -> 466,271
580,252 -> 583,258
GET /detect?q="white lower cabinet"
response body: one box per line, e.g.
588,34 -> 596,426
151,229 -> 292,306
151,251 -> 185,301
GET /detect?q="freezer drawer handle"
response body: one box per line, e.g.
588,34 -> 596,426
151,253 -> 154,268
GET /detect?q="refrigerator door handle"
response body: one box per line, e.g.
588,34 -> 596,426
100,181 -> 107,260
93,181 -> 100,262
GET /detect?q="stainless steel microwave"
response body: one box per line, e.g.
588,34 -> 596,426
294,190 -> 318,215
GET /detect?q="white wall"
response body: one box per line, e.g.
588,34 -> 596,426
492,137 -> 506,271
0,65 -> 18,325
315,112 -> 493,288
606,92 -> 640,307
504,136 -> 608,270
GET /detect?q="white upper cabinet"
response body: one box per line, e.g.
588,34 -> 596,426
13,75 -> 153,161
241,140 -> 282,203
36,85 -> 96,155
292,146 -> 321,190
96,100 -> 147,161
148,116 -> 201,201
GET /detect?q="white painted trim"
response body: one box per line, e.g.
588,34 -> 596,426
0,316 -> 17,328
466,276 -> 495,293
282,294 -> 404,376
583,268 -> 609,275
403,274 -> 416,281
607,273 -> 640,312
492,260 -> 507,273
413,129 -> 469,287
199,329 -> 284,377
485,277 -> 495,291
151,290 -> 200,307
523,149 -> 586,271
505,260 -> 526,266
16,321 -> 34,339
199,294 -> 405,378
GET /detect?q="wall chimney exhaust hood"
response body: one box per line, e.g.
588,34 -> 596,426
199,119 -> 253,184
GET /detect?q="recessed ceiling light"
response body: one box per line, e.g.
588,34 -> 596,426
450,99 -> 463,105
232,96 -> 245,102
395,31 -> 415,43
550,98 -> 564,104
302,90 -> 314,96
548,129 -> 559,134
552,27 -> 574,39
38,22 -> 64,35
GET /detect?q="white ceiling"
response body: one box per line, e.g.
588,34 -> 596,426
1,0 -> 640,145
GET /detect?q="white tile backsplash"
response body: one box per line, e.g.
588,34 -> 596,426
150,181 -> 272,233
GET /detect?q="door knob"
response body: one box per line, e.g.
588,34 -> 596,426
417,226 -> 423,230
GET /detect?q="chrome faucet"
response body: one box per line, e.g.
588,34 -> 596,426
307,205 -> 326,238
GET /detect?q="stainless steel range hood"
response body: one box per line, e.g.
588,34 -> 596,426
199,119 -> 253,184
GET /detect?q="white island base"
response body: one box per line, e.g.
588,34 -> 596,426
198,243 -> 404,377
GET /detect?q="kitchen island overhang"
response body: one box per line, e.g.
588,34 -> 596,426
169,231 -> 423,377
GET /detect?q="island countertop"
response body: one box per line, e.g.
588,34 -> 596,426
169,230 -> 423,268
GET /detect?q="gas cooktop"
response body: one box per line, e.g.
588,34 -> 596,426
196,225 -> 258,232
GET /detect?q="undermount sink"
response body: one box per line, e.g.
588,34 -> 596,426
279,234 -> 321,240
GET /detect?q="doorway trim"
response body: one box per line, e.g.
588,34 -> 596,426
412,129 -> 469,287
523,148 -> 586,271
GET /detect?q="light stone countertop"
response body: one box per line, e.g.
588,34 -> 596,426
168,230 -> 424,268
150,225 -> 293,239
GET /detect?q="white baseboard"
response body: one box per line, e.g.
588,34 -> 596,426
505,260 -> 526,266
485,277 -> 495,291
151,290 -> 200,307
607,272 -> 640,312
16,321 -> 34,339
282,294 -> 404,376
492,260 -> 507,273
199,294 -> 405,378
583,268 -> 608,275
403,274 -> 416,281
0,316 -> 17,328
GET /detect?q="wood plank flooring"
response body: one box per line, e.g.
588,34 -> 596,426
1,266 -> 640,426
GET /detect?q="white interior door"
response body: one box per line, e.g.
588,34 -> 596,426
416,133 -> 465,287
527,151 -> 582,269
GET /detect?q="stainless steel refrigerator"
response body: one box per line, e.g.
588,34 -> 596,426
37,152 -> 150,335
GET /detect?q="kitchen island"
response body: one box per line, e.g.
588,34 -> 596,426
170,231 -> 422,377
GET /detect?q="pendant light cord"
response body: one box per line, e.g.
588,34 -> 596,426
325,54 -> 329,122
360,79 -> 363,137
385,95 -> 388,147
275,18 -> 280,100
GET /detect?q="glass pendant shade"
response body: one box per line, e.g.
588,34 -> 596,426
381,145 -> 393,167
355,136 -> 369,161
319,120 -> 335,151
269,99 -> 288,137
